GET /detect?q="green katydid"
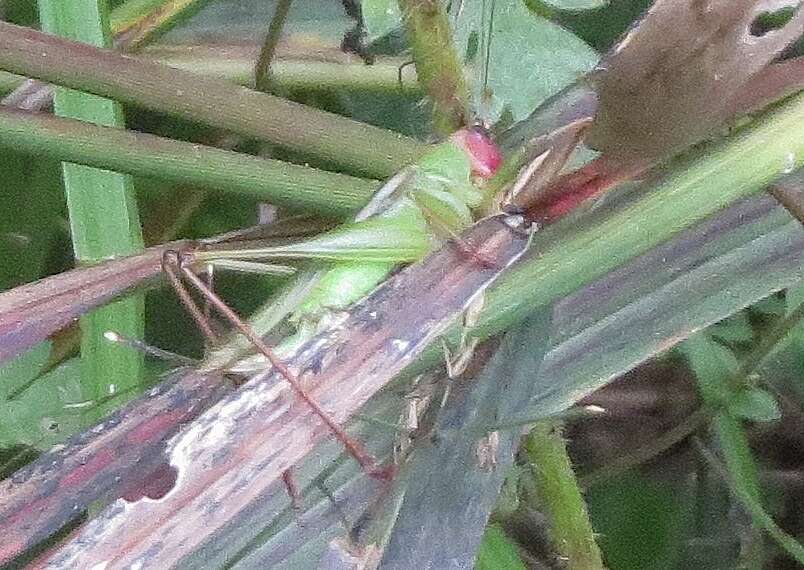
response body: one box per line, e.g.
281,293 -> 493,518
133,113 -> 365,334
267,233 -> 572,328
192,128 -> 504,371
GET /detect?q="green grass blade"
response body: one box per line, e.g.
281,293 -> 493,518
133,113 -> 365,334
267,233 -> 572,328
39,0 -> 144,423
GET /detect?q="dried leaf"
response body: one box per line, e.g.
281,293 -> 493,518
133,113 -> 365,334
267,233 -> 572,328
588,0 -> 804,162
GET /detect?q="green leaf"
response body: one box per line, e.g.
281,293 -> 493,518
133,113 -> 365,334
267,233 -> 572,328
709,313 -> 755,344
476,525 -> 526,570
453,0 -> 598,123
0,340 -> 51,398
361,0 -> 402,41
751,293 -> 786,317
681,334 -> 740,406
787,281 -> 804,311
0,358 -> 85,450
587,474 -> 689,570
728,387 -> 781,423
39,0 -> 145,424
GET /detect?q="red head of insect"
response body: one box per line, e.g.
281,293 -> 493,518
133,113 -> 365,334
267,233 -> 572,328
452,126 -> 503,179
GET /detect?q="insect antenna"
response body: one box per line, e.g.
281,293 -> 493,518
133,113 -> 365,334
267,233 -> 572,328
477,0 -> 497,128
102,330 -> 197,367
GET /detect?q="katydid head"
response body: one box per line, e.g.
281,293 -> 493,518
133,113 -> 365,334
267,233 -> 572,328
452,127 -> 502,179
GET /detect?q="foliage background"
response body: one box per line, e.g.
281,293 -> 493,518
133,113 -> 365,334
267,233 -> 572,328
0,0 -> 802,568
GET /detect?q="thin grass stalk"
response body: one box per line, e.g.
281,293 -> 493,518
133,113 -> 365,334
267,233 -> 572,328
254,0 -> 293,93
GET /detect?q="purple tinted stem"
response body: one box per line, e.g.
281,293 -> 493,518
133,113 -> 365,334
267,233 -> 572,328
0,241 -> 190,362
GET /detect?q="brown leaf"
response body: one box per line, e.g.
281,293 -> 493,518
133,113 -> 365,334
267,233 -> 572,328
588,0 -> 804,162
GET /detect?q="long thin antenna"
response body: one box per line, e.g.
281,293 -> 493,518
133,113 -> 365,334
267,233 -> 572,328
478,0 -> 496,126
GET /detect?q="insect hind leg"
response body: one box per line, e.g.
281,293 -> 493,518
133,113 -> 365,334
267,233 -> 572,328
161,249 -> 219,344
167,251 -> 394,481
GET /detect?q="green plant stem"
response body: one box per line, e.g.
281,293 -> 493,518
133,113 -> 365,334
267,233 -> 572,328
398,0 -> 470,134
525,422 -> 605,570
0,106 -> 376,217
2,0 -> 214,111
0,22 -> 425,178
254,0 -> 292,93
0,56 -> 422,98
39,0 -> 145,423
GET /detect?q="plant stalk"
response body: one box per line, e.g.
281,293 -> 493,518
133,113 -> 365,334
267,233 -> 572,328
398,0 -> 470,134
0,106 -> 377,217
525,422 -> 605,570
0,56 -> 422,98
254,0 -> 293,93
0,22 -> 425,178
